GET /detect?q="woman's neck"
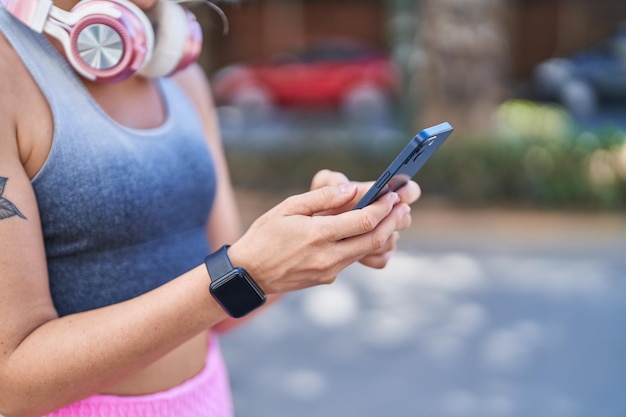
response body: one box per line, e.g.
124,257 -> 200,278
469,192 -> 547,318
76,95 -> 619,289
53,0 -> 79,11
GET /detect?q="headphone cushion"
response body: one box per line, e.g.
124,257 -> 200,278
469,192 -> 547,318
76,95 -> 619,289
139,0 -> 190,78
70,0 -> 155,81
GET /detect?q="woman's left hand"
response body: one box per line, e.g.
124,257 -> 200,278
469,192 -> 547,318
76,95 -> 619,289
310,169 -> 421,269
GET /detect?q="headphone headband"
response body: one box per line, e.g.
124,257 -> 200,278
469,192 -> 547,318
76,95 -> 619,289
1,0 -> 203,82
1,0 -> 53,31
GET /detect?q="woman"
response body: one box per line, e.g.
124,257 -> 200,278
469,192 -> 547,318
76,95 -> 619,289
0,0 -> 419,415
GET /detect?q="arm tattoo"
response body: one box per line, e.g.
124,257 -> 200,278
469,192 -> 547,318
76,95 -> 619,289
0,177 -> 27,220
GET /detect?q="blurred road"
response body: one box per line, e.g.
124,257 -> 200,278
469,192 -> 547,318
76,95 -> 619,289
221,191 -> 626,417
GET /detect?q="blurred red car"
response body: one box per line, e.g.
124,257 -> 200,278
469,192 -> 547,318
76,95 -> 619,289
212,40 -> 400,115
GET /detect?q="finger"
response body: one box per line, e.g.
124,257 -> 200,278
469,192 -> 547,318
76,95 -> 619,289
361,226 -> 399,255
281,183 -> 358,216
392,203 -> 412,232
341,200 -> 409,255
318,226 -> 399,276
395,181 -> 421,205
359,251 -> 393,269
370,230 -> 400,255
359,234 -> 397,268
310,169 -> 350,190
314,180 -> 377,216
320,191 -> 400,241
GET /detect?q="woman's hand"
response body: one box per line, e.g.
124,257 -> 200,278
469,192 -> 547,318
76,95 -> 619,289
309,169 -> 421,268
227,181 -> 411,294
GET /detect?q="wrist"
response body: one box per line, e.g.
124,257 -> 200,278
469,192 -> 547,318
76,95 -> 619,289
224,242 -> 261,286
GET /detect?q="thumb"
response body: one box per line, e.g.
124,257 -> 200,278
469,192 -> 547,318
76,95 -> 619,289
281,183 -> 357,216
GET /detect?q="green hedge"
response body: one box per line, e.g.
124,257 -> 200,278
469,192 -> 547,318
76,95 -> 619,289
225,102 -> 626,210
418,130 -> 626,209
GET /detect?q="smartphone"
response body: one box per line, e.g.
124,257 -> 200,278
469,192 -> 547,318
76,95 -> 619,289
352,122 -> 454,210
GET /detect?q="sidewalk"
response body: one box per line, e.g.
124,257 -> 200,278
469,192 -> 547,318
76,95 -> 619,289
227,188 -> 626,417
407,200 -> 626,251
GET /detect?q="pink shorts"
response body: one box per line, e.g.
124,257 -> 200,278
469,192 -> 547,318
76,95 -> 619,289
44,336 -> 234,417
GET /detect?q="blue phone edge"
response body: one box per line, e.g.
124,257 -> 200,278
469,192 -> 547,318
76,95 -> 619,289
352,121 -> 454,210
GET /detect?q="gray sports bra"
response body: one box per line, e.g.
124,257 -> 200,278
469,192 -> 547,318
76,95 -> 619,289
0,7 -> 217,316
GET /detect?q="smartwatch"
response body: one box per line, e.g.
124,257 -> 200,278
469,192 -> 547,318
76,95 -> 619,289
205,245 -> 266,318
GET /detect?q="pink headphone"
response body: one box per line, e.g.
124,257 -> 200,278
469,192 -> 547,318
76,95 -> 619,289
0,0 -> 202,82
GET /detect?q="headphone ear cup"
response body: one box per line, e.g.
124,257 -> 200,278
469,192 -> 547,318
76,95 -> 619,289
139,0 -> 202,78
67,0 -> 155,82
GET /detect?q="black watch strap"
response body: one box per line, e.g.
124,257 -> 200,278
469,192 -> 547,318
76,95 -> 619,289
205,245 -> 266,318
206,245 -> 233,282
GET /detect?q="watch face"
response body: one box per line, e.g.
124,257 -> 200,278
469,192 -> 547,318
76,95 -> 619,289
210,269 -> 266,318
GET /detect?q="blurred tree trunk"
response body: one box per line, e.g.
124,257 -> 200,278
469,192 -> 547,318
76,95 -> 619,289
410,0 -> 511,136
387,0 -> 421,134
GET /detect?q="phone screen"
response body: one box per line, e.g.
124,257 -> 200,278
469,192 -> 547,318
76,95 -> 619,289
352,122 -> 454,210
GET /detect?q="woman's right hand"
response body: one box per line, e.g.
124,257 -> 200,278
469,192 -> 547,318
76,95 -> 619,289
227,183 -> 409,294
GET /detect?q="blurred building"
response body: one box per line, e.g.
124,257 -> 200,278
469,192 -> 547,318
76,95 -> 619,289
195,0 -> 626,134
510,0 -> 626,79
199,0 -> 389,75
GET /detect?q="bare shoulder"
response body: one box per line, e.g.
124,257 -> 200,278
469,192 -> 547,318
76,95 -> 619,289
0,31 -> 53,178
0,33 -> 20,152
171,64 -> 224,155
171,63 -> 216,115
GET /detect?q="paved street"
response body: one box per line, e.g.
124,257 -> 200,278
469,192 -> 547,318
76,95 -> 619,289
221,195 -> 626,417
